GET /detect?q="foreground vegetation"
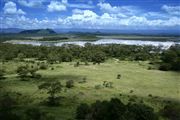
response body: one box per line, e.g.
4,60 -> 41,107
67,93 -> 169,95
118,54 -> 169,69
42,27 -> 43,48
0,42 -> 180,120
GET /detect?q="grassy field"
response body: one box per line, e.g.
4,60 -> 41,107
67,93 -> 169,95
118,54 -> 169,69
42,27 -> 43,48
1,59 -> 180,119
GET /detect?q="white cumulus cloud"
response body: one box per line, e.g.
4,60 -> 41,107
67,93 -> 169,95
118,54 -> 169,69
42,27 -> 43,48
18,0 -> 44,8
3,1 -> 26,15
47,1 -> 66,12
162,5 -> 180,15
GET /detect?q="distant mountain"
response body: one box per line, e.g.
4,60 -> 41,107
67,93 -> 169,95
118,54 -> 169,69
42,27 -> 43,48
0,28 -> 24,33
54,28 -> 180,36
20,29 -> 56,34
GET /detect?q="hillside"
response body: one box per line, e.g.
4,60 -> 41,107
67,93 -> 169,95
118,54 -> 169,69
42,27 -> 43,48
20,29 -> 56,34
0,28 -> 24,33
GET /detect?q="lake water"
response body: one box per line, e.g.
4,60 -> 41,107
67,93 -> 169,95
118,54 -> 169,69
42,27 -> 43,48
9,39 -> 180,49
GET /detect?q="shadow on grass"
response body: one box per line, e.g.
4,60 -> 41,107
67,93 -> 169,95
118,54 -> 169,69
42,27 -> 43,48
41,74 -> 85,82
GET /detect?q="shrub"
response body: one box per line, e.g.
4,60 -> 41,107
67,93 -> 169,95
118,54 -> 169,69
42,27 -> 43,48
130,90 -> 134,93
117,74 -> 121,79
66,80 -> 74,88
38,81 -> 62,106
0,92 -> 20,120
76,98 -> 158,120
24,107 -> 55,120
79,77 -> 87,84
159,63 -> 171,71
94,85 -> 101,89
160,104 -> 180,120
74,62 -> 80,67
76,103 -> 90,120
127,103 -> 158,120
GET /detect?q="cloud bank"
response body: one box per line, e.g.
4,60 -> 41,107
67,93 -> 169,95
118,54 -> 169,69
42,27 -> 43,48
1,0 -> 180,30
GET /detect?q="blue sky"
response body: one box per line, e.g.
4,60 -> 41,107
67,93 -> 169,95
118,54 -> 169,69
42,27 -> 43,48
0,0 -> 180,31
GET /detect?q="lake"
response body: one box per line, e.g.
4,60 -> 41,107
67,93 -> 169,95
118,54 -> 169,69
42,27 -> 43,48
7,39 -> 180,49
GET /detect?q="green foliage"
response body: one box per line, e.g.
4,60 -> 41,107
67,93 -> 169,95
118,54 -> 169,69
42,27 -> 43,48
0,43 -> 162,63
24,107 -> 55,120
92,51 -> 106,64
66,80 -> 74,88
0,92 -> 20,120
160,103 -> 180,120
17,53 -> 25,61
76,98 -> 158,120
76,103 -> 90,120
117,74 -> 121,79
16,65 -> 40,80
127,103 -> 158,120
38,81 -> 62,106
160,45 -> 180,71
17,66 -> 30,80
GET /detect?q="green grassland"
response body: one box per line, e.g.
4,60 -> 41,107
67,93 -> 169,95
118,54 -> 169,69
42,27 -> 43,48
1,59 -> 180,119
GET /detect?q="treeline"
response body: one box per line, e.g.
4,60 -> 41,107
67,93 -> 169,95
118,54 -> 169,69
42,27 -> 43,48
0,43 -> 161,62
159,45 -> 180,71
0,43 -> 179,71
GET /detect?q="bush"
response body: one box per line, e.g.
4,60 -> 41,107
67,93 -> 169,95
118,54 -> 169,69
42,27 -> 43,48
0,92 -> 20,120
38,81 -> 62,106
79,77 -> 87,84
127,103 -> 158,120
159,63 -> 171,71
74,62 -> 80,67
76,98 -> 158,120
160,104 -> 180,120
94,85 -> 101,89
117,74 -> 121,79
76,103 -> 90,120
24,107 -> 55,120
66,80 -> 74,88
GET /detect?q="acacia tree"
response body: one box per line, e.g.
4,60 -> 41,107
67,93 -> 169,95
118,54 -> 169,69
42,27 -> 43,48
92,51 -> 106,64
38,81 -> 62,106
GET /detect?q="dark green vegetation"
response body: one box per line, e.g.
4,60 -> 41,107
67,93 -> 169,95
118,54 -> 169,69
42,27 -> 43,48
76,98 -> 158,120
0,42 -> 180,71
160,45 -> 180,71
0,41 -> 180,120
0,43 -> 161,63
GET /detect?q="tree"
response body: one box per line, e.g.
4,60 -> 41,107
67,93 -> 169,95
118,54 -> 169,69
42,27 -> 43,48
17,53 -> 25,61
47,52 -> 59,63
126,103 -> 158,120
17,66 -> 29,80
38,81 -> 62,106
17,65 -> 40,80
76,103 -> 90,120
92,51 -> 106,64
160,104 -> 180,120
66,80 -> 74,88
76,98 -> 158,120
160,45 -> 180,71
0,92 -> 20,120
